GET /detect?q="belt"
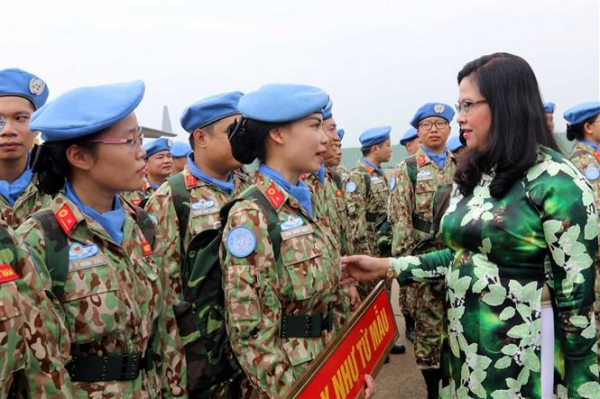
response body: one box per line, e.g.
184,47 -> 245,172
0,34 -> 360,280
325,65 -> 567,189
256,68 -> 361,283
280,304 -> 334,338
66,347 -> 154,382
366,212 -> 385,223
412,215 -> 432,233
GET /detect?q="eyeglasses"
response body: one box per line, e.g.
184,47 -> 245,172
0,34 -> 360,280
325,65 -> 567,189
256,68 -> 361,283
455,100 -> 487,115
89,132 -> 144,149
418,120 -> 449,131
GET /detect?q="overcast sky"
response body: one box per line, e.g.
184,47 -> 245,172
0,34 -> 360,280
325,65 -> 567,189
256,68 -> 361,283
3,0 -> 599,146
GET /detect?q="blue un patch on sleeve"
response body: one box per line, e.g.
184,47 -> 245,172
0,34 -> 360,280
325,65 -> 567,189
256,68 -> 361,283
225,226 -> 257,258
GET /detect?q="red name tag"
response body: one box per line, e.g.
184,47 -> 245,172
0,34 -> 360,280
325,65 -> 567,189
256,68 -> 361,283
0,264 -> 19,284
290,282 -> 398,399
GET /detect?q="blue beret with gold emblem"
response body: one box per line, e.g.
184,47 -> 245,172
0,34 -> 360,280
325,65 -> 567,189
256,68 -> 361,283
31,81 -> 145,142
143,137 -> 172,159
239,84 -> 329,123
410,102 -> 455,128
564,102 -> 600,125
360,126 -> 391,147
180,91 -> 243,133
0,68 -> 49,110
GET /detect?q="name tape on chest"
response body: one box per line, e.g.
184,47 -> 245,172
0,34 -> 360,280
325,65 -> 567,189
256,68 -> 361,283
68,242 -> 110,272
281,224 -> 314,241
416,170 -> 433,181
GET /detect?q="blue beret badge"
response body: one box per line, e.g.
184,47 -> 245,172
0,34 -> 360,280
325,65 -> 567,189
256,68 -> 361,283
389,177 -> 397,191
281,214 -> 304,231
585,165 -> 600,181
434,104 -> 445,113
226,226 -> 257,258
29,78 -> 46,96
69,242 -> 100,261
345,181 -> 357,193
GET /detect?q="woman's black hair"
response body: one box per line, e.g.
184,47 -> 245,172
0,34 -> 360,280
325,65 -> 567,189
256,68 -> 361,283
228,117 -> 282,164
31,131 -> 102,195
454,52 -> 560,198
566,114 -> 600,141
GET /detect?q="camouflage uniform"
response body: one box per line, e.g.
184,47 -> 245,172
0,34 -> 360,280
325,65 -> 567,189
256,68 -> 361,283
0,220 -> 72,398
568,141 -> 600,367
220,173 -> 346,398
121,178 -> 155,206
17,194 -> 187,398
145,167 -> 252,398
344,159 -> 390,298
0,175 -> 52,229
334,164 -> 349,182
388,147 -> 456,370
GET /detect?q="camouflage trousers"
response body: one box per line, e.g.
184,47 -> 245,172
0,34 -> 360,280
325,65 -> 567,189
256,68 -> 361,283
411,282 -> 445,370
399,281 -> 420,317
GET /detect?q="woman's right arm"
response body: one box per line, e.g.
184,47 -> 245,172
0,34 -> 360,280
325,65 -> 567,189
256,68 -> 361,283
220,203 -> 295,398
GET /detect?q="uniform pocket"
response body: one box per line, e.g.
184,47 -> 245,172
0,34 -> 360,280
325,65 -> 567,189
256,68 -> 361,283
280,231 -> 322,300
61,264 -> 123,343
414,186 -> 436,218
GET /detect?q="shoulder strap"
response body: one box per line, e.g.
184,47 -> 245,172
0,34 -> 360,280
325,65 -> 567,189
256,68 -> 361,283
356,166 -> 371,197
329,168 -> 343,190
32,210 -> 69,300
167,173 -> 192,253
133,206 -> 156,248
405,157 -> 418,189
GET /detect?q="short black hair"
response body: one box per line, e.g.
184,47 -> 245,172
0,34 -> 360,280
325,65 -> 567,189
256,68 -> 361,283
566,114 -> 600,142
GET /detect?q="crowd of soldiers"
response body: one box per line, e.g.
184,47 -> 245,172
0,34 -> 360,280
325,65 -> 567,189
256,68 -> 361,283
1,60 -> 599,399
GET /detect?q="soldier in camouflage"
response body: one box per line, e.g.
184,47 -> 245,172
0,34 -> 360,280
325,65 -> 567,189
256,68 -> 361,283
564,101 -> 600,369
17,81 -> 187,398
145,91 -> 255,398
122,138 -> 173,206
344,126 -> 393,299
0,68 -> 53,229
1,219 -> 73,398
301,100 -> 359,315
388,102 -> 456,398
221,84 -> 352,398
333,128 -> 349,180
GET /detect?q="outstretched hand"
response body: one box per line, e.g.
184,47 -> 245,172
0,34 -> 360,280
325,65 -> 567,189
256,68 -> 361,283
340,255 -> 388,285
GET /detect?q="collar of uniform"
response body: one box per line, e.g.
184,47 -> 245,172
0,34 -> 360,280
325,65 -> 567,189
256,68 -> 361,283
141,178 -> 151,192
254,173 -> 313,219
359,159 -> 381,175
182,168 -> 209,190
6,173 -> 40,207
577,141 -> 600,156
414,147 -> 455,167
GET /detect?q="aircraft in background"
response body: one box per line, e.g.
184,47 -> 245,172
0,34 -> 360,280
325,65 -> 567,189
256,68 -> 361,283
141,105 -> 177,139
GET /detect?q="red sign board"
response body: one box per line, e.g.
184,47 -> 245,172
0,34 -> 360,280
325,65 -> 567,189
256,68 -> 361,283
289,281 -> 398,399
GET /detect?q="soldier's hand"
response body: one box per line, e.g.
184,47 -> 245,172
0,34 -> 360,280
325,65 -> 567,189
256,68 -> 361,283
340,255 -> 388,284
348,285 -> 361,311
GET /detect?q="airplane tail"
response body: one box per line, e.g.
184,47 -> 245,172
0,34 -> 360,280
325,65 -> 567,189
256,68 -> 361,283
162,105 -> 173,133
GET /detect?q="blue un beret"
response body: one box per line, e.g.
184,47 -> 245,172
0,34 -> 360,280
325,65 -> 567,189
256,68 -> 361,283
0,68 -> 49,110
447,136 -> 464,152
238,83 -> 329,123
171,141 -> 192,158
399,127 -> 418,146
410,103 -> 455,128
336,128 -> 345,141
322,100 -> 333,120
360,126 -> 391,148
31,81 -> 145,142
543,102 -> 556,114
564,102 -> 600,125
180,91 -> 243,133
143,137 -> 173,159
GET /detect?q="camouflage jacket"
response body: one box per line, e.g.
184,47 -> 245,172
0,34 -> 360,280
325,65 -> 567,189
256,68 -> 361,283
220,173 -> 347,398
0,220 -> 73,398
144,167 -> 250,303
121,178 -> 156,206
569,141 -> 600,210
301,169 -> 352,255
0,175 -> 52,229
333,165 -> 349,182
388,147 -> 456,256
344,159 -> 390,256
17,194 -> 187,398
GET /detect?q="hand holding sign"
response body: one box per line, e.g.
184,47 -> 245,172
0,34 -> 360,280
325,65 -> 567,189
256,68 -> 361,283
340,255 -> 388,285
